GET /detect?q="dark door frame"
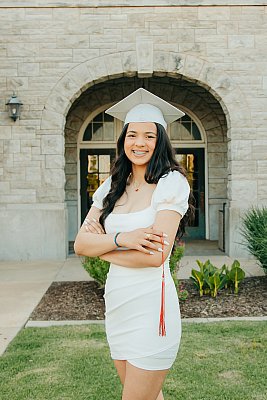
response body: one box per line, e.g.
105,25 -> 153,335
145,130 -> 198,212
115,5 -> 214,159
174,148 -> 206,240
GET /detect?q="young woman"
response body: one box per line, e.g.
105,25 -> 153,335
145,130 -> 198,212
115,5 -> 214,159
74,89 -> 194,400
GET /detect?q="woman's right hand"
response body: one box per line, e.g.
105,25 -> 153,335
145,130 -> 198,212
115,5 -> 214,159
116,228 -> 169,255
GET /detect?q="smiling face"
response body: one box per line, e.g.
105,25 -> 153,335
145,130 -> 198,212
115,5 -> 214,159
124,122 -> 157,166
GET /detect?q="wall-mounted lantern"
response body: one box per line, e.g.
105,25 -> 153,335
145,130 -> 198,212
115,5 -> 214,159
6,93 -> 23,122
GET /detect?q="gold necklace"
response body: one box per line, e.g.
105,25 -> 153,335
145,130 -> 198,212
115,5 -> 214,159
133,181 -> 144,192
130,174 -> 145,192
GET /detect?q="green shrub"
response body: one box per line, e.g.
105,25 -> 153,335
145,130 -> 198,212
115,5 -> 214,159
169,241 -> 188,301
169,242 -> 185,278
82,257 -> 110,288
240,206 -> 267,274
190,259 -> 246,297
177,282 -> 189,301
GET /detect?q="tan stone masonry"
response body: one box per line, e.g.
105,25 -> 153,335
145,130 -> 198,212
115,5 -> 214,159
0,3 -> 266,259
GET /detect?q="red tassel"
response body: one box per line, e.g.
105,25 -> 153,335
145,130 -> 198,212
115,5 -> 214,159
159,237 -> 166,336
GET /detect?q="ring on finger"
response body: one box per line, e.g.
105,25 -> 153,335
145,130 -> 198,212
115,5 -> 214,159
145,233 -> 151,240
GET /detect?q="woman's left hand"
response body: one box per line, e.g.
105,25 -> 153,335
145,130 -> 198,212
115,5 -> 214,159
83,218 -> 105,234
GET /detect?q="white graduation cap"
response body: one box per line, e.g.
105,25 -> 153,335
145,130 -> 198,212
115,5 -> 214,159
105,88 -> 184,130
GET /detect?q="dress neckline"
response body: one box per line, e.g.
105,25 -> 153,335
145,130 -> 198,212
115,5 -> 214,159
110,205 -> 154,216
111,183 -> 159,216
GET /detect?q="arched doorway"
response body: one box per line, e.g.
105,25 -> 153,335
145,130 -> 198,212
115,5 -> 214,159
77,107 -> 206,242
65,76 -> 227,254
42,50 -> 252,258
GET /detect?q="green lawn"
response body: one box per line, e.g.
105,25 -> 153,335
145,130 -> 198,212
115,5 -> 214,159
0,322 -> 266,400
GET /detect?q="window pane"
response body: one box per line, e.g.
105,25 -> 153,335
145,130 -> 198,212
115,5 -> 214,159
104,113 -> 114,122
94,113 -> 103,122
92,123 -> 103,141
170,121 -> 180,140
99,155 -> 110,173
180,123 -> 193,140
104,122 -> 114,141
175,153 -> 194,188
87,173 -> 98,197
86,155 -> 111,196
88,155 -> 98,173
83,125 -> 92,141
192,123 -> 201,140
99,172 -> 110,186
181,114 -> 191,122
175,154 -> 187,168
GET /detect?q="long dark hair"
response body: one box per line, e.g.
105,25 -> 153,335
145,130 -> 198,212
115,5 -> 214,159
99,123 -> 195,239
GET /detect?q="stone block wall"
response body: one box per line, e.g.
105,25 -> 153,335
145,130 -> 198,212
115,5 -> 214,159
0,2 -> 266,259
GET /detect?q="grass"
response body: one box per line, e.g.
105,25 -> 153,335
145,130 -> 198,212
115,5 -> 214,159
0,322 -> 266,400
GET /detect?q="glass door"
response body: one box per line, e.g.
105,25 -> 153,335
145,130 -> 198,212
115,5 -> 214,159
80,149 -> 116,224
80,147 -> 205,238
175,148 -> 205,239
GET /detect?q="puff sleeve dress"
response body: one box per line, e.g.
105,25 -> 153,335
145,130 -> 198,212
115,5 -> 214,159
92,170 -> 190,370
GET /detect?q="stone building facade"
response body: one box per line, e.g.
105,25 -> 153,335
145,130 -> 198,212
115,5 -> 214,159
0,0 -> 266,260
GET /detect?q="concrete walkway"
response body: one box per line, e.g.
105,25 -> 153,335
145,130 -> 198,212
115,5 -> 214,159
0,254 -> 265,356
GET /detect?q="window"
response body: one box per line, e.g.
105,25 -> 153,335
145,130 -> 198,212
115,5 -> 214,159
83,111 -> 202,143
86,154 -> 111,198
83,112 -> 115,141
170,114 -> 202,141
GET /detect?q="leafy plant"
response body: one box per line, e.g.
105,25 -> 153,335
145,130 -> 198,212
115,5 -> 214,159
240,206 -> 267,274
190,268 -> 205,296
190,259 -> 221,296
178,282 -> 189,301
190,259 -> 246,297
169,241 -> 187,300
169,241 -> 185,287
82,256 -> 110,288
228,260 -> 246,294
220,264 -> 230,288
206,271 -> 227,298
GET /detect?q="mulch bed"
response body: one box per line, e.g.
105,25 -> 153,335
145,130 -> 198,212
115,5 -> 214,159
29,277 -> 267,321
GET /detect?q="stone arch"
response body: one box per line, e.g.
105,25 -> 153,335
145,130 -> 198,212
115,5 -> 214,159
40,51 -> 251,136
40,51 -> 252,257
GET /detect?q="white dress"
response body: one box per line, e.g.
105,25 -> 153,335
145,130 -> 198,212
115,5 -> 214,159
92,170 -> 190,370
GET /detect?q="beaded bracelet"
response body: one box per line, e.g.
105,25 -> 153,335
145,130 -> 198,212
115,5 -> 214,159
114,232 -> 121,247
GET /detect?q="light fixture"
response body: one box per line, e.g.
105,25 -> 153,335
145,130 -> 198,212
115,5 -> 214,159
6,93 -> 23,121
